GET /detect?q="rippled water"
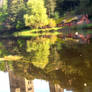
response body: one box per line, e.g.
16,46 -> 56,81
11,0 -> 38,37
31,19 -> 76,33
0,29 -> 92,92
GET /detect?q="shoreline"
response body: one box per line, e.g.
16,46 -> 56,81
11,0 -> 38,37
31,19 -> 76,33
0,24 -> 92,37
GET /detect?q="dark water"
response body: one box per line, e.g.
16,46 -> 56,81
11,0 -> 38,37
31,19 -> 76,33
0,29 -> 92,92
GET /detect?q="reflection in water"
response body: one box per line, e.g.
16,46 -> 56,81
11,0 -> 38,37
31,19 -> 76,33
0,71 -> 10,92
34,79 -> 50,92
50,82 -> 64,92
9,71 -> 34,92
64,89 -> 72,92
0,30 -> 92,92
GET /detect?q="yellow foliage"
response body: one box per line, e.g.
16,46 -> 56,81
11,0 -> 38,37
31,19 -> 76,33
24,0 -> 48,28
56,17 -> 65,24
0,55 -> 22,61
50,35 -> 57,44
48,19 -> 56,27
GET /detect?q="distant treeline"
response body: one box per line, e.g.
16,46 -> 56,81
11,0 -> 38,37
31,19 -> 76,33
0,0 -> 92,30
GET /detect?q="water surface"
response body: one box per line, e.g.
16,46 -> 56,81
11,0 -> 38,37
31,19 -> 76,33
0,29 -> 92,92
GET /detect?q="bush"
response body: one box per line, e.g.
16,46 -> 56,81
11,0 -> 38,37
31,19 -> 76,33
48,19 -> 56,27
0,12 -> 7,23
16,21 -> 25,30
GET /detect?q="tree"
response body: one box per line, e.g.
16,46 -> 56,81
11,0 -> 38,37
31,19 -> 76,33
0,0 -> 7,11
56,0 -> 79,16
45,0 -> 56,17
24,0 -> 48,28
7,0 -> 26,29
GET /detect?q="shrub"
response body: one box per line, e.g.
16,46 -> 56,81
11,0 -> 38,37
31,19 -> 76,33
0,12 -> 7,23
16,21 -> 25,30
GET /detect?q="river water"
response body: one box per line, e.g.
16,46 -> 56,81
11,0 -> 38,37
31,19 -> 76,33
0,29 -> 92,92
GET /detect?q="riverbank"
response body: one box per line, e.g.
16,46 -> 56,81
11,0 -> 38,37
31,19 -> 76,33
13,24 -> 92,37
0,23 -> 92,37
13,27 -> 62,37
0,27 -> 62,37
68,23 -> 92,30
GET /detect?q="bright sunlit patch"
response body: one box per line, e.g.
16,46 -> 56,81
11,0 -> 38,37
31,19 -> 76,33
84,83 -> 87,87
0,71 -> 10,92
64,89 -> 72,92
33,79 -> 50,92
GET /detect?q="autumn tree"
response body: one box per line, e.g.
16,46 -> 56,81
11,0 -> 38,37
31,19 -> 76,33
24,0 -> 48,28
26,38 -> 50,69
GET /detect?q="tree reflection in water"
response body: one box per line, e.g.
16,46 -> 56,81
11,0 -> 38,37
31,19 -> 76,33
0,36 -> 92,92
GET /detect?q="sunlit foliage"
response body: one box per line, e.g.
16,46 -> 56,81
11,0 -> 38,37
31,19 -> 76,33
24,0 -> 48,28
26,38 -> 50,68
48,18 -> 56,27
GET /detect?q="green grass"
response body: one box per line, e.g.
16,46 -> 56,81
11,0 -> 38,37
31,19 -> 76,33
68,23 -> 92,30
55,16 -> 77,24
56,17 -> 65,24
87,23 -> 92,28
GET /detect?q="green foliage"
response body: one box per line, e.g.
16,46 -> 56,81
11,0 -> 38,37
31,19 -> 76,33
17,39 -> 25,48
0,42 -> 7,57
7,0 -> 26,28
16,21 -> 24,30
77,0 -> 89,14
0,61 -> 13,71
56,16 -> 65,24
0,0 -> 7,11
0,61 -> 6,71
3,0 -> 7,10
0,0 -> 92,31
54,11 -> 60,19
0,12 -> 7,24
69,23 -> 92,30
0,42 -> 8,71
24,0 -> 48,28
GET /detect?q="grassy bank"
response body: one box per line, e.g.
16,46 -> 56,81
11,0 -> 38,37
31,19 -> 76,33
69,23 -> 92,30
